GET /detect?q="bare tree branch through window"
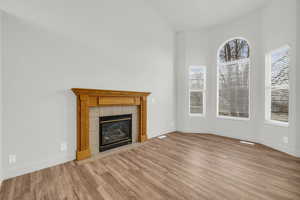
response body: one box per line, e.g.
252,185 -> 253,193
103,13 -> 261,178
218,39 -> 250,118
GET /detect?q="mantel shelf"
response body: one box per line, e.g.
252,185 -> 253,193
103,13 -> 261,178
72,88 -> 151,97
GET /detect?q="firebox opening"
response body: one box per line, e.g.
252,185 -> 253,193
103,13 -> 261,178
99,114 -> 132,152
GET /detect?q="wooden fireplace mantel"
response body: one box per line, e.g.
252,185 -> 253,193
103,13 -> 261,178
71,88 -> 151,161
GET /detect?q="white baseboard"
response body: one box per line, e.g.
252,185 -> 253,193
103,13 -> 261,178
4,131 -> 298,180
3,128 -> 176,180
178,131 -> 259,143
153,129 -> 176,138
4,153 -> 75,180
178,131 -> 299,157
260,140 -> 298,157
3,129 -> 176,180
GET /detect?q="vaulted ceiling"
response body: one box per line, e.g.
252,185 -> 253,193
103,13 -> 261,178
0,0 -> 272,32
146,0 -> 272,31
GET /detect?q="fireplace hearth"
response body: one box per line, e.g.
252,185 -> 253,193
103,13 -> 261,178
99,114 -> 132,152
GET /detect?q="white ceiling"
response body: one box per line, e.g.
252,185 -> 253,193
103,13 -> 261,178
146,0 -> 272,31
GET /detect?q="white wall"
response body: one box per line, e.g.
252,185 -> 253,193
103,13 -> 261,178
0,11 -> 3,183
260,0 -> 297,155
176,0 -> 298,155
297,1 -> 300,157
176,11 -> 262,142
1,0 -> 175,179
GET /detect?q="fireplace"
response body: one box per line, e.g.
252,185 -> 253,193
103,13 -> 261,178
71,88 -> 150,160
99,114 -> 132,152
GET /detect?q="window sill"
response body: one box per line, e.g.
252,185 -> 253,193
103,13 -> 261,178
189,113 -> 205,118
264,120 -> 289,127
216,115 -> 250,121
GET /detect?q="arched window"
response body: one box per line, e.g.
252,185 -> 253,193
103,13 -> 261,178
217,38 -> 250,119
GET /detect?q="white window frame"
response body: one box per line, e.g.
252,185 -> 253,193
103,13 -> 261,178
216,38 -> 251,121
189,65 -> 206,117
265,45 -> 290,127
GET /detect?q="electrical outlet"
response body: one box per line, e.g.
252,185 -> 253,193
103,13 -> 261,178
8,155 -> 16,164
60,142 -> 67,152
283,136 -> 289,144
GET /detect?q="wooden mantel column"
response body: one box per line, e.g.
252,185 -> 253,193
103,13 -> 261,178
76,94 -> 91,160
139,96 -> 147,142
72,88 -> 151,161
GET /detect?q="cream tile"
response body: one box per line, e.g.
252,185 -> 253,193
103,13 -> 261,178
89,105 -> 139,155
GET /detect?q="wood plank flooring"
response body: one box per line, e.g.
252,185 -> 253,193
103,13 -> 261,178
1,132 -> 300,200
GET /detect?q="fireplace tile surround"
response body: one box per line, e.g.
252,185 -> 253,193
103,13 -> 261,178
89,106 -> 138,155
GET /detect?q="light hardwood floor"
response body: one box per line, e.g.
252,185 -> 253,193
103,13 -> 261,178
1,132 -> 300,200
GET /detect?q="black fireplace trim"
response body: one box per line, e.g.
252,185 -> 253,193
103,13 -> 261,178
99,114 -> 132,152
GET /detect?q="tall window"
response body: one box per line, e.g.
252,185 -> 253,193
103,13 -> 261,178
217,38 -> 250,119
265,46 -> 290,125
189,66 -> 206,116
